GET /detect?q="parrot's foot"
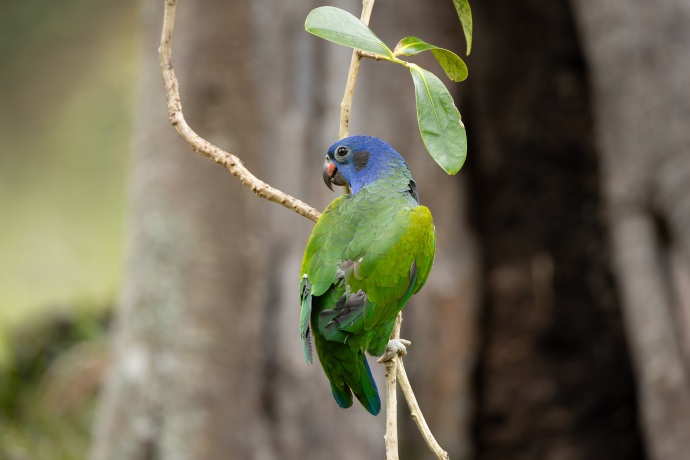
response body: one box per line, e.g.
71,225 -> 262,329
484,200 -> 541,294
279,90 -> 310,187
377,338 -> 412,363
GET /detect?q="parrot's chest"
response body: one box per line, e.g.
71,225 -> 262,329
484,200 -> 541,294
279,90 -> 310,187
339,189 -> 413,224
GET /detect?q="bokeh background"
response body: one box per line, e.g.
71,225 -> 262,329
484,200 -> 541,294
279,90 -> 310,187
0,0 -> 135,455
2,0 -> 690,459
0,0 -> 135,330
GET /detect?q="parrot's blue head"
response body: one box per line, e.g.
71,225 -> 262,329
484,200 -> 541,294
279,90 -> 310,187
323,135 -> 411,196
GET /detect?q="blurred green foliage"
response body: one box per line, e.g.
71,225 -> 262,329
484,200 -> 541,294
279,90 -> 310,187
0,306 -> 110,459
0,0 -> 136,456
0,0 -> 136,360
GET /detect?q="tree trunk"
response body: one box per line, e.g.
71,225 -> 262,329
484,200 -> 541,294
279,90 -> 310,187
469,1 -> 646,458
570,1 -> 690,458
90,0 -> 273,458
90,0 -> 478,459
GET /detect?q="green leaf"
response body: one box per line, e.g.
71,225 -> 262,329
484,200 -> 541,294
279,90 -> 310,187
451,0 -> 473,55
409,64 -> 466,175
394,36 -> 468,82
305,7 -> 393,58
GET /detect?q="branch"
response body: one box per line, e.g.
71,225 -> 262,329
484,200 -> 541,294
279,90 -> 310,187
339,0 -> 376,139
336,2 -> 449,458
358,50 -> 390,62
158,0 -> 321,223
398,360 -> 450,460
385,313 -> 450,460
384,314 -> 402,460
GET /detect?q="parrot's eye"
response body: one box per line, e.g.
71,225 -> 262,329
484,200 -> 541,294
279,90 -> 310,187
334,145 -> 351,162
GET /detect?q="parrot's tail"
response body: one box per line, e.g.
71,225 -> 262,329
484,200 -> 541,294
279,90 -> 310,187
328,351 -> 381,416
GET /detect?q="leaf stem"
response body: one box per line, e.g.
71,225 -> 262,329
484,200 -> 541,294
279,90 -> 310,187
357,50 -> 390,62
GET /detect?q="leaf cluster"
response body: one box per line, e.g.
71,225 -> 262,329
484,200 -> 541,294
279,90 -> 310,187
305,3 -> 472,175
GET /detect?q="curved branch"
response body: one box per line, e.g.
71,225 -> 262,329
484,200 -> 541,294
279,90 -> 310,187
398,360 -> 450,460
386,313 -> 449,460
158,0 -> 321,223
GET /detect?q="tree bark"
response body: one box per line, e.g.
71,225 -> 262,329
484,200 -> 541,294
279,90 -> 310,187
90,0 -> 273,458
570,1 -> 690,458
469,1 -> 646,458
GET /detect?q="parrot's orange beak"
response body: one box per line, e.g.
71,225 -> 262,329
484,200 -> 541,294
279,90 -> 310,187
322,158 -> 347,191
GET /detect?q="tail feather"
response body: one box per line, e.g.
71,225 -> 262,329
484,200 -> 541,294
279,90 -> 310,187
330,382 -> 353,409
324,350 -> 381,415
352,353 -> 381,415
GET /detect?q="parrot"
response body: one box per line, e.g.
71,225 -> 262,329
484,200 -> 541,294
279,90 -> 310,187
299,135 -> 436,415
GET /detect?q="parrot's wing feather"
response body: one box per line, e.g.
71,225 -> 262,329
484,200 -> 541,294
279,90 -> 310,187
317,289 -> 377,343
300,275 -> 313,364
408,178 -> 419,203
366,317 -> 397,356
299,196 -> 350,362
301,196 -> 349,298
316,204 -> 435,345
345,205 -> 435,329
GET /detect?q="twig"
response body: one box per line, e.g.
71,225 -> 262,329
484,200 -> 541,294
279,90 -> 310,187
339,0 -> 376,139
336,0 -> 450,457
383,314 -> 402,460
398,361 -> 450,460
358,50 -> 390,61
158,0 -> 321,223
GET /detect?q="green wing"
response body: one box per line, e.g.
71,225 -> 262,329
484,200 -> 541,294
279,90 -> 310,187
301,195 -> 435,355
344,204 -> 435,330
299,192 -> 435,415
300,196 -> 350,363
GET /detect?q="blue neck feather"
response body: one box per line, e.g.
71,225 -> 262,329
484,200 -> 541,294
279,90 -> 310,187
328,136 -> 410,196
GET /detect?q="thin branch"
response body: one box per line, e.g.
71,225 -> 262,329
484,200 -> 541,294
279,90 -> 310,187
383,314 -> 402,460
158,0 -> 321,223
358,50 -> 390,61
398,360 -> 450,460
343,7 -> 403,457
336,1 -> 450,458
339,0 -> 376,139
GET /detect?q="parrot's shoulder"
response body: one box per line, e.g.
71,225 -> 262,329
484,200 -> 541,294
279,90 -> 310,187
301,195 -> 355,296
407,204 -> 436,294
301,196 -> 347,263
408,205 -> 435,241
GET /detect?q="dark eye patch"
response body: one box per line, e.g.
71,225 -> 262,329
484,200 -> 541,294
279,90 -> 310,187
353,150 -> 370,171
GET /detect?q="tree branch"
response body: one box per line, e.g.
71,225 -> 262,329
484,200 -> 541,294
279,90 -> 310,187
384,314 -> 402,460
339,0 -> 376,139
158,0 -> 321,223
398,360 -> 450,460
385,313 -> 450,460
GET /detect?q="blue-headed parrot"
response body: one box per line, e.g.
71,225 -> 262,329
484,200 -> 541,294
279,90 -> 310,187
300,135 -> 436,415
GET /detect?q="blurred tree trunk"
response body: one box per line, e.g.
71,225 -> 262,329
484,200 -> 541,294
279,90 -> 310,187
89,0 -> 275,458
469,1 -> 646,458
571,1 -> 690,459
90,0 -> 477,459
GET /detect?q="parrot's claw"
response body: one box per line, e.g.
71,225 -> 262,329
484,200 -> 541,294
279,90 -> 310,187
377,338 -> 412,363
